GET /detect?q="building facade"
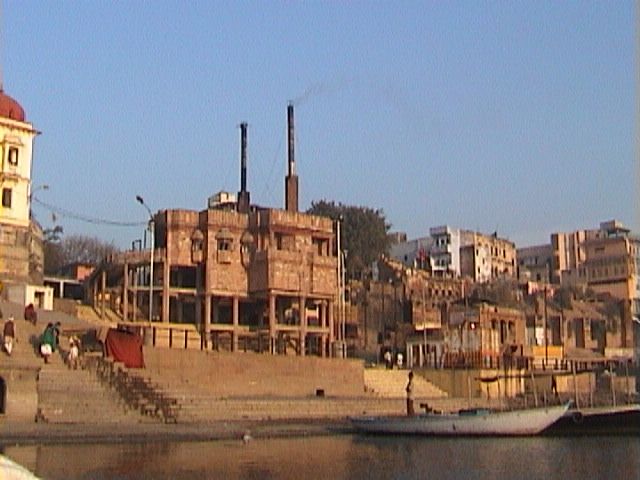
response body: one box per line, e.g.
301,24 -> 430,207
90,105 -> 341,357
0,88 -> 45,292
516,244 -> 553,283
391,226 -> 516,282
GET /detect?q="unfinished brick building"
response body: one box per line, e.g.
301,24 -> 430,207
91,106 -> 339,357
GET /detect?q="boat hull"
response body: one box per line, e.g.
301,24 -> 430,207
350,404 -> 570,436
544,404 -> 640,435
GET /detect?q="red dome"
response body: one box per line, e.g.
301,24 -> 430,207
0,90 -> 25,121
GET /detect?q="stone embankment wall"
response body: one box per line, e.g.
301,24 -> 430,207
0,367 -> 38,421
143,347 -> 364,397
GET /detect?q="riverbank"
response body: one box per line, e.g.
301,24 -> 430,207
1,417 -> 355,446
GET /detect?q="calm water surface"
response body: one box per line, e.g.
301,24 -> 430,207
3,435 -> 639,480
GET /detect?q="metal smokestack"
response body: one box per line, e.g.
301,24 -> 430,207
285,103 -> 299,212
237,122 -> 250,213
240,122 -> 248,192
287,103 -> 296,176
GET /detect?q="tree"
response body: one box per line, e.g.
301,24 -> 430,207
307,200 -> 391,279
44,229 -> 120,275
43,226 -> 64,275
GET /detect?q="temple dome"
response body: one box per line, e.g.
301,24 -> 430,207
0,89 -> 25,121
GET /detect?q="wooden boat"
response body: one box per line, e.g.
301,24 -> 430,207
544,403 -> 640,435
0,455 -> 40,479
350,403 -> 570,436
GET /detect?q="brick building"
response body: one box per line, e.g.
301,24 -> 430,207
90,106 -> 340,357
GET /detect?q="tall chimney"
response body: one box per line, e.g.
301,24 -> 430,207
237,122 -> 250,213
285,103 -> 299,212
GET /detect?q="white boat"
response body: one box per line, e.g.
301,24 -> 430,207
0,455 -> 40,480
350,403 -> 570,436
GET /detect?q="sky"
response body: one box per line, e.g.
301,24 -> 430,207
1,1 -> 636,249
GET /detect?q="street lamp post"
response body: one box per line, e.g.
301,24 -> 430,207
29,183 -> 49,200
136,195 -> 154,323
28,184 -> 49,217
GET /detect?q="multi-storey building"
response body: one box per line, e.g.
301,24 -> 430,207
459,231 -> 516,282
520,220 -> 638,353
391,226 -> 516,282
0,87 -> 49,306
389,235 -> 431,270
550,227 -> 599,284
428,225 -> 465,276
516,244 -> 553,283
90,107 -> 339,357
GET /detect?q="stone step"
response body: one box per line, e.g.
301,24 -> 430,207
364,368 -> 448,398
37,357 -> 155,424
36,406 -> 145,424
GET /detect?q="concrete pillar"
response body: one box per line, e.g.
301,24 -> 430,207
269,294 -> 276,354
204,294 -> 211,349
132,266 -> 138,321
195,265 -> 202,347
92,279 -> 98,309
162,256 -> 170,322
123,263 -> 129,322
100,270 -> 106,319
299,296 -> 307,356
232,296 -> 239,352
328,300 -> 335,345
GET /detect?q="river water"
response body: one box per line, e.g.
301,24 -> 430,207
2,435 -> 639,480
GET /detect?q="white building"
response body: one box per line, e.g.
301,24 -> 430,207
391,225 -> 516,282
429,225 -> 464,276
0,86 -> 51,308
389,236 -> 432,269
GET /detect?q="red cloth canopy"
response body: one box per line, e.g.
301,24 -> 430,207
105,329 -> 145,368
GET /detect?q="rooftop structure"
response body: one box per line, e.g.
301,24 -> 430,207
90,105 -> 340,357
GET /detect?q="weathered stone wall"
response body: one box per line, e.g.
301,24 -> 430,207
143,347 -> 364,397
0,367 -> 38,421
53,298 -> 78,317
0,224 -> 30,283
165,210 -> 200,266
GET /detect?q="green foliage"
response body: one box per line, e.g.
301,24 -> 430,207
552,286 -> 574,310
43,226 -> 64,274
307,200 -> 391,279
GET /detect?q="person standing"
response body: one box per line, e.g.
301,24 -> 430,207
67,336 -> 80,370
40,323 -> 55,364
397,352 -> 404,369
24,303 -> 37,325
384,350 -> 392,369
3,316 -> 15,356
405,370 -> 415,416
53,322 -> 62,351
551,374 -> 559,400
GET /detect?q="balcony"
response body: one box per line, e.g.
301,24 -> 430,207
249,249 -> 337,296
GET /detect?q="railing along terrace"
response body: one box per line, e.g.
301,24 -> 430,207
118,322 -> 200,350
439,351 -> 533,370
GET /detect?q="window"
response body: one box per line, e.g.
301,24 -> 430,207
217,239 -> 231,251
7,147 -> 19,166
1,188 -> 11,208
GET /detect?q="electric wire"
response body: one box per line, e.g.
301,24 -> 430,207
32,197 -> 146,227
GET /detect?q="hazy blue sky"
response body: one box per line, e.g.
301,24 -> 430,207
2,1 -> 635,248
